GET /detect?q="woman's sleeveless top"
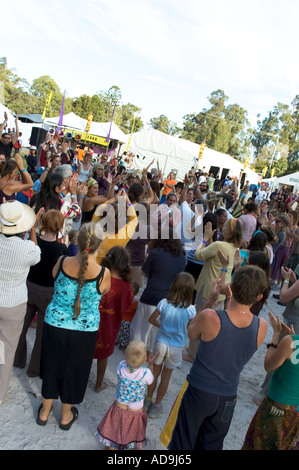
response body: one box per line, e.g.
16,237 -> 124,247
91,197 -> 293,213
45,256 -> 104,331
78,164 -> 92,182
0,183 -> 17,204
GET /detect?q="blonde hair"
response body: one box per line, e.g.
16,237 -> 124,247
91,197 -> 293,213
73,223 -> 102,319
124,340 -> 147,369
224,218 -> 243,247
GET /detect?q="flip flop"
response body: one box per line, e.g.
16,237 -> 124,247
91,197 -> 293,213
59,407 -> 78,431
36,404 -> 52,426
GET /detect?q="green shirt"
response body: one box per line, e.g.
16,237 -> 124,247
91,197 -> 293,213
268,335 -> 299,406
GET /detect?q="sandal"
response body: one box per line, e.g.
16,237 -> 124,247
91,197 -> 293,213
36,404 -> 51,426
59,407 -> 78,431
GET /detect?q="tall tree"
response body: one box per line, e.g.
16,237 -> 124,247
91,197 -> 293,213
251,98 -> 299,174
30,75 -> 72,116
72,94 -> 105,121
0,57 -> 36,113
181,89 -> 251,160
119,103 -> 143,134
149,114 -> 181,135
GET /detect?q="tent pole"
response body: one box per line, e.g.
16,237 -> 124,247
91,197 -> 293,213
163,155 -> 168,177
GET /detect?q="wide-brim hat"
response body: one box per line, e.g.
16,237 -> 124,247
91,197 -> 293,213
0,200 -> 36,235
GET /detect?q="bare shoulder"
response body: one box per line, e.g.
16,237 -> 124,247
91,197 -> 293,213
52,255 -> 64,277
100,266 -> 111,294
198,308 -> 221,322
257,317 -> 268,347
201,308 -> 221,328
188,308 -> 221,342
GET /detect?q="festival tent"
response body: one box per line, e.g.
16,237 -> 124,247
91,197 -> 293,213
18,111 -> 126,153
18,114 -> 43,124
0,103 -> 36,148
122,128 -> 259,184
44,112 -> 87,132
0,103 -> 16,129
44,112 -> 127,143
263,172 -> 299,192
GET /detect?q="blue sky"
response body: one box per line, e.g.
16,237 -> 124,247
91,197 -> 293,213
1,0 -> 298,131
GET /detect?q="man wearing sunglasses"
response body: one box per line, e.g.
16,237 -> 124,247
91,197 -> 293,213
0,113 -> 20,160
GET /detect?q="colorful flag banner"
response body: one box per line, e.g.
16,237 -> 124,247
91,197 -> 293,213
126,115 -> 136,151
105,103 -> 116,143
57,91 -> 65,132
41,91 -> 53,121
85,114 -> 93,132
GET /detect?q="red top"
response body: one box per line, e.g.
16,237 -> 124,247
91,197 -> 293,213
94,277 -> 133,359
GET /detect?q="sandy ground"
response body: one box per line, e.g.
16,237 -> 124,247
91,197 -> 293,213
0,288 -> 284,451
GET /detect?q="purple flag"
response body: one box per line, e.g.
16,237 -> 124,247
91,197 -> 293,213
106,103 -> 116,143
57,91 -> 65,132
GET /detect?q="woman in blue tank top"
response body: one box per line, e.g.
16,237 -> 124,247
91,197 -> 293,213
36,222 -> 111,431
168,265 -> 268,450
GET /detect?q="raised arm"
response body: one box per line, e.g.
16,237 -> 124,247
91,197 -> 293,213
264,311 -> 294,372
11,115 -> 20,145
0,112 -> 8,134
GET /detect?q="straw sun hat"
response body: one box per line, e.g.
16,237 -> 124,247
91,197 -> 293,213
0,200 -> 36,235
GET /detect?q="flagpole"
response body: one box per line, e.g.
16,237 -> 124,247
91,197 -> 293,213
41,90 -> 53,128
105,103 -> 116,144
57,90 -> 65,133
126,115 -> 136,151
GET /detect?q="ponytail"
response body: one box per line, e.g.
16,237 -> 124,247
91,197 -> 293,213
73,223 -> 102,319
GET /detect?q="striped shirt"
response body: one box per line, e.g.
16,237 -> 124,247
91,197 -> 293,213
0,234 -> 41,307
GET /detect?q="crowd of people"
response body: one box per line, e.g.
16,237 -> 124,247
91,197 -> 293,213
0,114 -> 299,451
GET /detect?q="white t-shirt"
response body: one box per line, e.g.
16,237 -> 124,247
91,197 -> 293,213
256,190 -> 267,202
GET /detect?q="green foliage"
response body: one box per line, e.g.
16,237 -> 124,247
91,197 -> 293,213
149,114 -> 181,135
181,89 -> 252,160
0,59 -> 144,131
251,99 -> 299,171
1,57 -> 298,180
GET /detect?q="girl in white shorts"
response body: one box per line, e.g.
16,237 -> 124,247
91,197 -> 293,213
146,272 -> 196,418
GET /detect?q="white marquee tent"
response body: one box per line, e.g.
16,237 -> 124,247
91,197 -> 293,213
263,172 -> 299,192
122,128 -> 259,184
0,105 -> 128,147
44,112 -> 127,143
0,103 -> 16,129
0,103 -> 35,148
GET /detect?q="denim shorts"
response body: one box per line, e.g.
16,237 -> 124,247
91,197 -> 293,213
153,341 -> 183,369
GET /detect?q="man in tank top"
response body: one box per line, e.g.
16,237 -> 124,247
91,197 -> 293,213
168,265 -> 268,450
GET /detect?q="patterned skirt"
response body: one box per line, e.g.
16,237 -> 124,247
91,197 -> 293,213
242,395 -> 299,450
96,401 -> 147,450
